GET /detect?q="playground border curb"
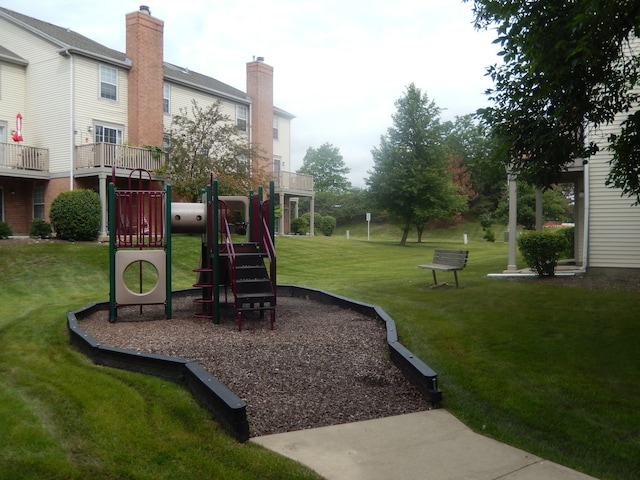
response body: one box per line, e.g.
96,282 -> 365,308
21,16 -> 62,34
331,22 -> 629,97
66,286 -> 441,443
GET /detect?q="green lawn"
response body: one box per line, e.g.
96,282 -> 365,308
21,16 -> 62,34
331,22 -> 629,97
1,225 -> 638,479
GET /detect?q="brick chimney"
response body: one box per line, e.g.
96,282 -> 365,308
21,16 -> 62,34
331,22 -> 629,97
126,6 -> 164,147
246,57 -> 274,179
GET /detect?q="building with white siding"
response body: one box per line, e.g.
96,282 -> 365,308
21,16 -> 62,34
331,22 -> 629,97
505,101 -> 640,275
0,6 -> 313,237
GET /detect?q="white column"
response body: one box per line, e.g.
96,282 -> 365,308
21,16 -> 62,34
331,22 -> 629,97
507,174 -> 518,271
99,173 -> 108,239
309,195 -> 315,236
279,192 -> 285,236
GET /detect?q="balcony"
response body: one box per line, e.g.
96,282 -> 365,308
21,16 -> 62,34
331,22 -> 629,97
271,171 -> 314,194
76,143 -> 166,172
0,142 -> 49,172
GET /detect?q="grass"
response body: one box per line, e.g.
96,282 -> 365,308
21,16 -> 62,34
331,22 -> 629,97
274,224 -> 639,480
1,224 -> 638,479
0,239 -> 321,480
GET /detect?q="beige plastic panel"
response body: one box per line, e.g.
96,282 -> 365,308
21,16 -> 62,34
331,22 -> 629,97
115,249 -> 166,305
171,203 -> 207,233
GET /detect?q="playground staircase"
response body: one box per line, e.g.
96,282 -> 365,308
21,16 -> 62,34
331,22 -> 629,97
225,242 -> 276,330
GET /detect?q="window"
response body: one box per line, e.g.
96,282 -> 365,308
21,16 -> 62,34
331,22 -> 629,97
273,117 -> 279,140
236,105 -> 248,132
100,65 -> 118,100
0,188 -> 4,222
163,83 -> 170,114
273,155 -> 282,173
95,125 -> 123,144
33,186 -> 45,220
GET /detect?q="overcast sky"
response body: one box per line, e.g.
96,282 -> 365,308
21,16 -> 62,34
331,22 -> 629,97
11,1 -> 500,187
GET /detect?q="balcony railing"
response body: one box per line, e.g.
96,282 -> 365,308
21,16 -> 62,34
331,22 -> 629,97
76,143 -> 166,171
271,171 -> 314,193
0,142 -> 49,171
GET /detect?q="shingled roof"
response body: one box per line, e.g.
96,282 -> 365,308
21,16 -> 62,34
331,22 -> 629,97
0,6 -> 129,65
0,7 -> 252,103
0,44 -> 27,66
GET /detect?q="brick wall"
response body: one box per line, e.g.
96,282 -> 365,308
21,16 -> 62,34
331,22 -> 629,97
126,8 -> 164,148
246,59 -> 274,185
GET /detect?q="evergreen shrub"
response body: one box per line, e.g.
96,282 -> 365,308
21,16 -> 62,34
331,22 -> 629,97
319,215 -> 336,236
0,221 -> 12,239
517,230 -> 568,276
290,216 -> 309,235
50,189 -> 101,241
30,219 -> 52,239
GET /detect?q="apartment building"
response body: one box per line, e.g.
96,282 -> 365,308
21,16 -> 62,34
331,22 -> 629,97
0,6 -> 313,237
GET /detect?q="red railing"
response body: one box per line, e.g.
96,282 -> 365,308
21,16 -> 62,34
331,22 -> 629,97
260,200 -> 277,297
114,169 -> 165,248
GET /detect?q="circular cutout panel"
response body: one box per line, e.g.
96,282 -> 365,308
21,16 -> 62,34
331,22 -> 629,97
122,260 -> 159,295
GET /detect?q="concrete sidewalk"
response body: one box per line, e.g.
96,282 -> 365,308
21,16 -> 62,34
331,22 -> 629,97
253,410 -> 598,480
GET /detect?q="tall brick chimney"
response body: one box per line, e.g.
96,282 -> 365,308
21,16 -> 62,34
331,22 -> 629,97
126,6 -> 164,147
246,57 -> 274,179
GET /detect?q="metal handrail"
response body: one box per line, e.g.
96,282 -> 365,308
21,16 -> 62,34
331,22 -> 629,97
260,200 -> 277,298
220,201 -> 238,306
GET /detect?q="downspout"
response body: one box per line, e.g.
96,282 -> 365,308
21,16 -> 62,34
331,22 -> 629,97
580,159 -> 590,272
580,120 -> 590,273
69,51 -> 75,190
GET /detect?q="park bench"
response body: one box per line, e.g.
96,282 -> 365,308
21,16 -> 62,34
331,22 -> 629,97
418,249 -> 469,288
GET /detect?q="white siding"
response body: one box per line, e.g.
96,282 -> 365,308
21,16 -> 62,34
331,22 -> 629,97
0,17 -> 72,173
163,82 -> 245,134
74,56 -> 128,142
0,62 -> 26,123
587,119 -> 640,269
273,114 -> 291,170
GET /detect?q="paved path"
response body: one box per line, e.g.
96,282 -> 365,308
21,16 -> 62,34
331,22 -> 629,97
253,410 -> 599,480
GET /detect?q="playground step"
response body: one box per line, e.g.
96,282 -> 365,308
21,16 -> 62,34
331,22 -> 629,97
235,292 -> 276,304
193,298 -> 214,304
235,265 -> 269,279
235,278 -> 273,295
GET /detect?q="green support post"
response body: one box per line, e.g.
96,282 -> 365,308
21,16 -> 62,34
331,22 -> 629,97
248,189 -> 254,241
269,180 -> 275,244
165,184 -> 172,319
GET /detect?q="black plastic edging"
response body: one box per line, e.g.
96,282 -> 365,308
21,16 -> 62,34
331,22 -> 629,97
67,303 -> 250,442
67,286 -> 441,444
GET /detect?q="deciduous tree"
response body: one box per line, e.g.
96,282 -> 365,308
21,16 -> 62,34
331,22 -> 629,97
366,84 -> 467,245
163,100 -> 260,201
465,0 -> 640,201
297,143 -> 351,193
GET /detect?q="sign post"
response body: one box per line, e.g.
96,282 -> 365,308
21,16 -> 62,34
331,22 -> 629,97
366,213 -> 371,241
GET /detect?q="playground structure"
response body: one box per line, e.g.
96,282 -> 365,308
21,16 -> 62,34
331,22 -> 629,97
108,169 -> 276,330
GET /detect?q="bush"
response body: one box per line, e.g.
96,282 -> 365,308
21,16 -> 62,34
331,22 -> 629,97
517,230 -> 568,276
0,221 -> 12,239
301,212 -> 336,236
30,219 -> 52,239
319,215 -> 336,236
483,228 -> 496,242
50,189 -> 101,241
559,227 -> 575,259
290,216 -> 309,235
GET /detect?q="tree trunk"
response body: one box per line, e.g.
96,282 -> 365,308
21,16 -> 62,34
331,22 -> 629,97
400,222 -> 411,246
416,224 -> 425,243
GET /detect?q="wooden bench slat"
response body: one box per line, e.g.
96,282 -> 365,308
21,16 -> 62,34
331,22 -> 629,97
418,249 -> 469,288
